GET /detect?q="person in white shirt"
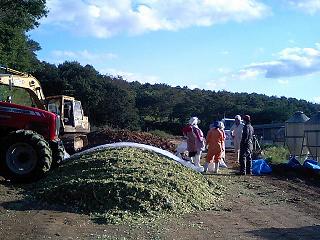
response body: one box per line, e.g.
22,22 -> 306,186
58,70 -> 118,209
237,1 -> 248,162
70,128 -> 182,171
230,115 -> 244,163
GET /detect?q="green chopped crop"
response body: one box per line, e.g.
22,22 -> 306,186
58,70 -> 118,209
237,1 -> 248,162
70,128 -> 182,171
33,148 -> 225,224
263,146 -> 290,164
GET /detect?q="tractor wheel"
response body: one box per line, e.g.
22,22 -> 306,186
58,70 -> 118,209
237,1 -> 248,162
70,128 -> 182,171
0,130 -> 52,182
50,142 -> 65,168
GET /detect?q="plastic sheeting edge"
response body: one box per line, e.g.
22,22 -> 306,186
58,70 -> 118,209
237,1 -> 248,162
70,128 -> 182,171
68,142 -> 204,173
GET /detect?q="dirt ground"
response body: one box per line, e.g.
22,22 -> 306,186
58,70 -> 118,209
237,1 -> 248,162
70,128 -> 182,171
1,151 -> 320,240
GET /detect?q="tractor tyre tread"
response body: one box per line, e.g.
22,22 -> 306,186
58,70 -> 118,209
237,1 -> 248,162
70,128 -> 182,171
0,130 -> 52,183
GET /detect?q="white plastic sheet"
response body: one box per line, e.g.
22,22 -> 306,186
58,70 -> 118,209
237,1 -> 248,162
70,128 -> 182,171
68,142 -> 204,173
63,150 -> 70,160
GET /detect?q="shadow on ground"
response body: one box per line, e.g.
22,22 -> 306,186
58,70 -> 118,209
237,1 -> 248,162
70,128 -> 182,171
247,225 -> 320,240
270,164 -> 320,188
0,180 -> 72,214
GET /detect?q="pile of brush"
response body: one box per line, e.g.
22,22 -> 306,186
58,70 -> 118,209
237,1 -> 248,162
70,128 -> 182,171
87,128 -> 177,153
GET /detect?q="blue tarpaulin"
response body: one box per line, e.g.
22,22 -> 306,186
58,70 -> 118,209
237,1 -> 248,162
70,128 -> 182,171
285,157 -> 320,173
252,159 -> 272,175
303,159 -> 320,171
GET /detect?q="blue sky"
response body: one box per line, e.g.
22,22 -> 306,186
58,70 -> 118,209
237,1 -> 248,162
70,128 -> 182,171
30,0 -> 320,103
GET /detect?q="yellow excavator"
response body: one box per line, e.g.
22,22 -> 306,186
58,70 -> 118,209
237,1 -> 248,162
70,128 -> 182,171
0,66 -> 90,153
46,95 -> 90,152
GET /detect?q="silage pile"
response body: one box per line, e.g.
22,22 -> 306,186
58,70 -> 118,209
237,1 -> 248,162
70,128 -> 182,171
33,147 -> 224,224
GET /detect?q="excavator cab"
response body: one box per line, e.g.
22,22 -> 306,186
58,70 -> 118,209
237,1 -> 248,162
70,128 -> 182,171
46,95 -> 90,152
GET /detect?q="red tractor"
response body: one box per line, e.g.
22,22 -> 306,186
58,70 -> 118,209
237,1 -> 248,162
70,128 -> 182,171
0,67 -> 64,182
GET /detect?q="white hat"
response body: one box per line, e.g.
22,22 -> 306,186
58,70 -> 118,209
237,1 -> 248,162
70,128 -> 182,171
235,115 -> 241,121
189,117 -> 199,125
218,121 -> 225,129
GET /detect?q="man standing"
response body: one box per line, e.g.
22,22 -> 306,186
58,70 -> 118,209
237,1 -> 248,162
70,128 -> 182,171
231,115 -> 244,163
239,115 -> 254,175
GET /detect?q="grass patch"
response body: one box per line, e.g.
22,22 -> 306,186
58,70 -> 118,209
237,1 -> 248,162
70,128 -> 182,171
33,148 -> 224,224
263,146 -> 290,164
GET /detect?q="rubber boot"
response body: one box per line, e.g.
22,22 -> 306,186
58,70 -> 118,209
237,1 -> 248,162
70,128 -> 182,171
236,150 -> 240,164
214,162 -> 219,174
209,163 -> 215,173
203,162 -> 209,173
194,153 -> 202,167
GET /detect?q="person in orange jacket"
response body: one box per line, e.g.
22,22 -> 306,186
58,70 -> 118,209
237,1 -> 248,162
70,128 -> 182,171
205,121 -> 224,173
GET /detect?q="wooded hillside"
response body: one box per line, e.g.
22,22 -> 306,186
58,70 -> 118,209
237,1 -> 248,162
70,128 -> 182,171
1,0 -> 319,135
34,61 -> 320,134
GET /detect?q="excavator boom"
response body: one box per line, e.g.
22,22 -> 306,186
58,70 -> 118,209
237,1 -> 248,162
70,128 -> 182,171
0,66 -> 46,109
0,66 -> 90,153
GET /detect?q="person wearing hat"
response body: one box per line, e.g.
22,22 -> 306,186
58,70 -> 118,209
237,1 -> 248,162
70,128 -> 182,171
182,117 -> 205,167
239,115 -> 254,175
218,121 -> 226,163
205,121 -> 224,173
230,115 -> 244,163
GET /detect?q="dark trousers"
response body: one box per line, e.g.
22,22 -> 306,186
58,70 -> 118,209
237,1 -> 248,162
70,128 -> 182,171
239,149 -> 252,175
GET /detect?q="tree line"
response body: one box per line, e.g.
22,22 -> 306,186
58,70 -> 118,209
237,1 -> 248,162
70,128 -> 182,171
1,0 -> 320,135
34,61 -> 320,135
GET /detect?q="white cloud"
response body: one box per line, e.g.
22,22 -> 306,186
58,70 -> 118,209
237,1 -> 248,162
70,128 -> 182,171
278,79 -> 289,85
220,50 -> 230,55
289,39 -> 296,44
287,0 -> 320,14
102,68 -> 160,84
242,45 -> 320,78
217,67 -> 231,74
50,49 -> 117,64
44,0 -> 270,38
205,78 -> 227,89
254,47 -> 265,55
47,50 -> 159,85
189,84 -> 200,89
314,96 -> 320,103
238,68 -> 261,79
